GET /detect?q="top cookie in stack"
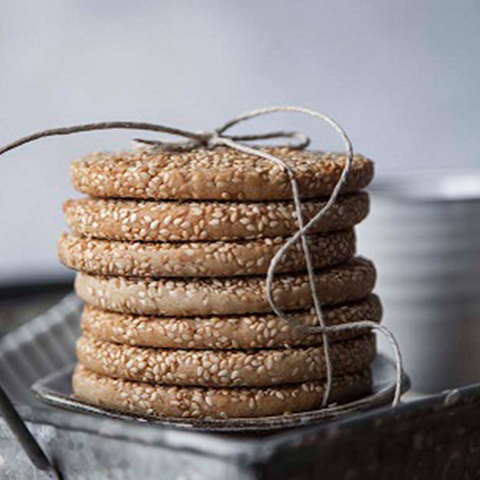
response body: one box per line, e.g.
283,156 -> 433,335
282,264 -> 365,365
69,147 -> 373,201
60,146 -> 381,420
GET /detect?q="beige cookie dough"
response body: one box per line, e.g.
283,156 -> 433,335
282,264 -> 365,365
81,295 -> 382,349
76,334 -> 376,387
74,258 -> 376,316
63,192 -> 369,242
71,147 -> 374,201
73,364 -> 373,419
59,230 -> 356,277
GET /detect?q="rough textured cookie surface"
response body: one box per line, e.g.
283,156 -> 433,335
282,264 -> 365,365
76,334 -> 376,387
74,258 -> 376,316
63,192 -> 369,242
73,364 -> 373,419
59,230 -> 355,277
81,295 -> 382,349
71,147 -> 374,201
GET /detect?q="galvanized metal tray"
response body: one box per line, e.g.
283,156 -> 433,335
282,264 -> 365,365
1,292 -> 480,479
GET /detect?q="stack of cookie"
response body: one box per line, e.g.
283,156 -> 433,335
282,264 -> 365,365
59,147 -> 382,419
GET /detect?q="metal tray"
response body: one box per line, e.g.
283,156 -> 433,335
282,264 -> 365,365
2,293 -> 480,479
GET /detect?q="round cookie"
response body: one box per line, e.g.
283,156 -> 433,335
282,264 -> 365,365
76,334 -> 376,387
71,147 -> 374,202
63,192 -> 369,242
81,295 -> 382,349
73,364 -> 373,419
74,258 -> 376,316
59,230 -> 356,278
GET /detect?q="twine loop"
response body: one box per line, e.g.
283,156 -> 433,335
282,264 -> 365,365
132,125 -> 310,151
0,106 -> 405,408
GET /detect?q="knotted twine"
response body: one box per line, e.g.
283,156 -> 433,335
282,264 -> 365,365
0,106 -> 404,408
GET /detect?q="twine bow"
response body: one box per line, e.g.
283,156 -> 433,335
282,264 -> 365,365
0,106 -> 404,407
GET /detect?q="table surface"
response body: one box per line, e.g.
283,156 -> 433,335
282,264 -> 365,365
0,281 -> 73,337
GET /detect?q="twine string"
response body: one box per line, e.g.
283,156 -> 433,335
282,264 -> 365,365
0,106 -> 404,407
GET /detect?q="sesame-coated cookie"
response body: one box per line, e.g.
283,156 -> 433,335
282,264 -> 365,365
71,148 -> 374,202
63,192 -> 369,242
74,258 -> 376,316
76,334 -> 375,387
81,295 -> 382,349
73,364 -> 373,419
59,230 -> 355,278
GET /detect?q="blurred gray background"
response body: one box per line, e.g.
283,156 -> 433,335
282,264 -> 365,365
0,0 -> 479,285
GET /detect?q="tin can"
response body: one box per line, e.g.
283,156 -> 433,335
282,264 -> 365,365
358,171 -> 480,392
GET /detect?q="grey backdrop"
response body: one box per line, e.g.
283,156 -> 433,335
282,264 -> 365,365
1,0 -> 479,284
